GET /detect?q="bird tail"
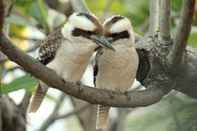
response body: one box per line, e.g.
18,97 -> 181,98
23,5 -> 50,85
96,105 -> 110,130
28,82 -> 48,113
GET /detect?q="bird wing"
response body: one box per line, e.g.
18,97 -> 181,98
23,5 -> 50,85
38,28 -> 63,65
136,49 -> 150,85
93,49 -> 110,130
93,48 -> 103,86
29,29 -> 63,112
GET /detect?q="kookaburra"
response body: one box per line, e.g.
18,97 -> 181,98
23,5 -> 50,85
29,12 -> 114,112
94,15 -> 139,129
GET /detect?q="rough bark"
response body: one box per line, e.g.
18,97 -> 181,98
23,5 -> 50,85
0,96 -> 26,131
159,0 -> 171,41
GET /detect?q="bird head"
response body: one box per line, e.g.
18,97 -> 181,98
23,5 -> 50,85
103,15 -> 135,46
62,12 -> 114,50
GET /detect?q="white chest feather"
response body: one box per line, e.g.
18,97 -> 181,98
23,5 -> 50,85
96,45 -> 139,92
47,40 -> 96,82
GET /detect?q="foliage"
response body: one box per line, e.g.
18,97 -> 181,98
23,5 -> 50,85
1,75 -> 38,94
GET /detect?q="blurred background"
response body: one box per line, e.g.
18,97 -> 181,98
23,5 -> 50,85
1,0 -> 197,131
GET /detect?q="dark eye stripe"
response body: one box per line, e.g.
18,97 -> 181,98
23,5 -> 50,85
107,31 -> 130,42
72,28 -> 97,39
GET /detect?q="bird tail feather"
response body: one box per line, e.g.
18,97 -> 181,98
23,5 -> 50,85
28,83 -> 48,113
96,105 -> 110,130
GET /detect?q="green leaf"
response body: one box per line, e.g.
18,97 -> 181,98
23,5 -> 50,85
5,14 -> 36,26
28,0 -> 49,32
1,75 -> 38,94
15,0 -> 49,32
15,0 -> 34,6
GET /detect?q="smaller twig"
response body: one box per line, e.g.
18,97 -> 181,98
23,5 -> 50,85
101,0 -> 115,20
159,0 -> 171,41
38,94 -> 90,131
5,0 -> 16,17
70,0 -> 90,13
38,94 -> 66,131
45,0 -> 73,17
148,0 -> 160,35
168,0 -> 195,65
18,91 -> 32,113
54,104 -> 90,120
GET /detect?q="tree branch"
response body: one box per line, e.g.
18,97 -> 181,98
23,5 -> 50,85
45,0 -> 73,17
0,0 -> 4,35
18,91 -> 32,114
38,94 -> 66,131
149,0 -> 160,34
54,104 -> 90,120
169,0 -> 195,65
0,96 -> 26,131
101,0 -> 115,20
70,0 -> 90,13
38,93 -> 90,131
159,0 -> 171,41
0,34 -> 170,107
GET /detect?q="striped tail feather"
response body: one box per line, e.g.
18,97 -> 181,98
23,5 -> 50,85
96,105 -> 110,130
28,83 -> 48,113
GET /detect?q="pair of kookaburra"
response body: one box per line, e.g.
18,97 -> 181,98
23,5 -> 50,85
29,12 -> 139,129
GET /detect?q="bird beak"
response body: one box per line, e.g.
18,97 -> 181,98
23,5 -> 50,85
90,35 -> 115,51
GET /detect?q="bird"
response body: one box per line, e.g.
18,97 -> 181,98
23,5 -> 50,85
29,12 -> 114,113
94,15 -> 139,129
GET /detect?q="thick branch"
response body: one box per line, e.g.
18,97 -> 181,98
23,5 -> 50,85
0,35 -> 170,107
159,0 -> 171,41
0,0 -> 4,35
169,0 -> 195,65
0,96 -> 26,131
149,0 -> 160,34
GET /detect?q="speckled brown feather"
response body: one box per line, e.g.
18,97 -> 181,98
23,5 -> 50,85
38,28 -> 63,65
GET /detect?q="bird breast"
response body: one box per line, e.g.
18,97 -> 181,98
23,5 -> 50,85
47,40 -> 95,82
96,46 -> 139,92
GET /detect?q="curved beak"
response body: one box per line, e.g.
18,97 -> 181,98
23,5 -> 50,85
90,35 -> 115,51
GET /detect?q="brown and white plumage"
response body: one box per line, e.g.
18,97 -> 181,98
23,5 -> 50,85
95,15 -> 139,129
29,12 -> 113,113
